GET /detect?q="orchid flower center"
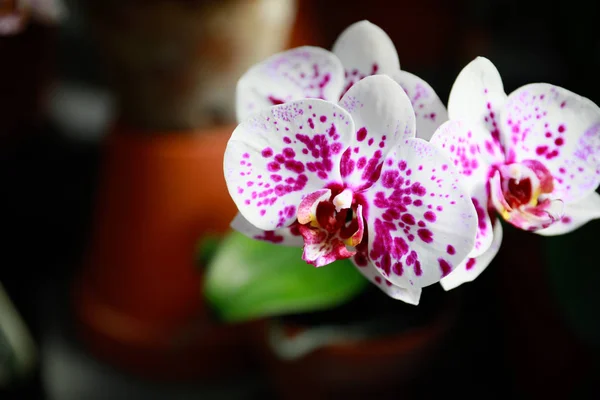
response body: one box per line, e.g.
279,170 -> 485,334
498,160 -> 553,208
490,160 -> 562,230
296,188 -> 364,267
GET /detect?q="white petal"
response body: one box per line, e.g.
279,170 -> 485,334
224,99 -> 354,230
230,213 -> 304,246
236,46 -> 345,121
332,20 -> 400,96
430,120 -> 503,256
537,191 -> 600,236
447,57 -> 507,158
363,137 -> 478,289
440,219 -> 503,290
500,83 -> 600,203
389,70 -> 448,141
338,75 -> 416,190
351,255 -> 421,305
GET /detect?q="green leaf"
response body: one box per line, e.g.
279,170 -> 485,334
195,234 -> 223,269
203,231 -> 368,323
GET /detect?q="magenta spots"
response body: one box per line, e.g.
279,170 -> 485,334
417,228 -> 433,243
558,124 -> 566,133
308,118 -> 315,129
261,148 -> 273,158
446,245 -> 455,255
465,258 -> 476,270
268,96 -> 285,105
254,230 -> 284,243
340,149 -> 355,178
356,127 -> 368,142
320,115 -> 327,123
424,211 -> 437,222
401,214 -> 416,225
438,258 -> 452,277
341,63 -> 379,98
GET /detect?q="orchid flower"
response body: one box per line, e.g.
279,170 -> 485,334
430,57 -> 600,290
236,20 -> 448,140
224,74 -> 478,305
0,0 -> 66,35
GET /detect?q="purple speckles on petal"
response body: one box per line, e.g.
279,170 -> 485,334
438,258 -> 452,277
357,127 -> 367,142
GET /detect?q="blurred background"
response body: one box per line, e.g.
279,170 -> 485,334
1,0 -> 599,399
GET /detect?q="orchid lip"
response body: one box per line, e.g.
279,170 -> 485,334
490,163 -> 563,231
297,188 -> 365,267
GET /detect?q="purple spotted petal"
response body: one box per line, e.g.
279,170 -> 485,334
500,83 -> 600,203
230,213 -> 304,246
224,99 -> 354,231
390,70 -> 448,141
236,46 -> 345,121
332,20 -> 400,97
440,219 -> 503,290
448,57 -> 507,156
430,120 -> 504,257
363,138 -> 478,289
537,191 -> 600,236
338,75 -> 416,190
350,247 -> 421,305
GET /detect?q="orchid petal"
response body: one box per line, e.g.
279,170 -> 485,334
338,75 -> 416,190
537,191 -> 600,236
364,137 -> 478,289
224,99 -> 354,231
447,57 -> 507,157
236,47 -> 345,122
231,213 -> 304,246
389,70 -> 448,141
430,120 -> 503,192
500,83 -> 600,203
350,247 -> 421,305
332,20 -> 400,97
430,120 -> 501,257
440,219 -> 503,290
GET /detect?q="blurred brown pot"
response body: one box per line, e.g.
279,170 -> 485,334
73,124 -> 253,380
74,0 -> 300,380
251,294 -> 459,399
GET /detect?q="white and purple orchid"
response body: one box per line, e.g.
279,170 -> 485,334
225,21 -> 479,304
0,0 -> 66,35
432,57 -> 600,290
225,75 -> 478,305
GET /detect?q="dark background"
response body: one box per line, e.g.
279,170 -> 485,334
1,0 -> 599,398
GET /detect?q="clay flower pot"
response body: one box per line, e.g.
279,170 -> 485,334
250,287 -> 460,399
74,0 -> 299,380
74,124 -> 256,380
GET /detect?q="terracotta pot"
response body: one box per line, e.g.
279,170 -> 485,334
83,0 -> 298,130
73,124 -> 254,380
251,291 -> 460,399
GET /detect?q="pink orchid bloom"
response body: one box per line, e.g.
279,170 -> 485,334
0,0 -> 66,35
224,74 -> 478,305
430,57 -> 600,290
